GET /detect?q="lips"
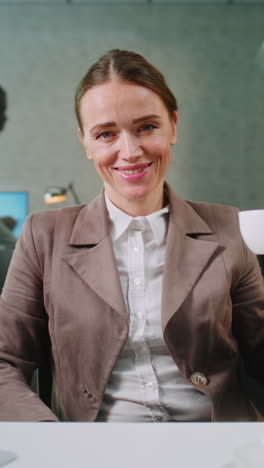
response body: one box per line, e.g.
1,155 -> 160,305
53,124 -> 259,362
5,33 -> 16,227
114,162 -> 152,174
114,162 -> 153,181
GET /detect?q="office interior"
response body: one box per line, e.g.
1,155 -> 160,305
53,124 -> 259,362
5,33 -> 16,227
0,0 -> 263,215
0,0 -> 263,414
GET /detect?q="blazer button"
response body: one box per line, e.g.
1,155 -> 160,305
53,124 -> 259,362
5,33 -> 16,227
81,387 -> 95,399
190,372 -> 208,387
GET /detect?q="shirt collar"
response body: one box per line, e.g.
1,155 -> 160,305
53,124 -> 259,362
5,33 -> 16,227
147,207 -> 169,245
105,193 -> 169,245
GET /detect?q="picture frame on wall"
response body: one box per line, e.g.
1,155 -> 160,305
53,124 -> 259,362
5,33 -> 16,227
0,191 -> 29,238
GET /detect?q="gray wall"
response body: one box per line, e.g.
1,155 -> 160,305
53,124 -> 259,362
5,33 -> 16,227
0,3 -> 263,213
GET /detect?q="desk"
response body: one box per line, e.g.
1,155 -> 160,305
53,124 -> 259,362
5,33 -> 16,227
0,423 -> 264,468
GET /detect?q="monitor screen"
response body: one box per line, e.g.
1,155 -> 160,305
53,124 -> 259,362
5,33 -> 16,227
0,191 -> 28,238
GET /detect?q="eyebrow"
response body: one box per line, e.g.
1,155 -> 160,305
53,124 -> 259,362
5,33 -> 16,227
132,114 -> 161,124
90,114 -> 161,134
90,122 -> 116,134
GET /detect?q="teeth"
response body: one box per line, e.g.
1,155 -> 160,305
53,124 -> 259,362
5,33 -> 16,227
121,167 -> 144,175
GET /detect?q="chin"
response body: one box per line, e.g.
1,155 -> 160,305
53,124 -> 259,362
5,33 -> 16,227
123,187 -> 151,201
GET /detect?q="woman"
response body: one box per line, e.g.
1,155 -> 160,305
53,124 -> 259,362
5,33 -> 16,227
0,50 -> 263,422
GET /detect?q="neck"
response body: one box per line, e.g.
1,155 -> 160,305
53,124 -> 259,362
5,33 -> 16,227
105,183 -> 165,217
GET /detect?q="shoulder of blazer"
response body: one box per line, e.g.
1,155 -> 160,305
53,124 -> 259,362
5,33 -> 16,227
185,200 -> 249,291
185,199 -> 239,236
26,190 -> 106,242
19,202 -> 96,256
28,204 -> 87,233
165,182 -> 239,238
20,191 -> 107,256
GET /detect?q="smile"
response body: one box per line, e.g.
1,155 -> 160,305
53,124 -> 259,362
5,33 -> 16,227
120,167 -> 145,175
114,163 -> 152,181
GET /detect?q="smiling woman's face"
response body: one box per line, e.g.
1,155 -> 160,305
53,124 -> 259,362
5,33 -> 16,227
78,80 -> 177,216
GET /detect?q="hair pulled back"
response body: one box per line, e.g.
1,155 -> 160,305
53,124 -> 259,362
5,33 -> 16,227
75,49 -> 178,133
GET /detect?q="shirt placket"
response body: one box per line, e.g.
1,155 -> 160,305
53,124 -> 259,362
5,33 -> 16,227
127,220 -> 163,420
127,220 -> 145,339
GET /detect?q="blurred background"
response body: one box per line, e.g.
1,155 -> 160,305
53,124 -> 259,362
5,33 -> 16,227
0,0 -> 263,215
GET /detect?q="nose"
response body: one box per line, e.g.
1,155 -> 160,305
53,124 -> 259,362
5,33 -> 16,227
119,131 -> 143,160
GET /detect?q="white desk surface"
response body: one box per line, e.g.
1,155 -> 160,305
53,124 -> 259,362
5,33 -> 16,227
1,422 -> 264,468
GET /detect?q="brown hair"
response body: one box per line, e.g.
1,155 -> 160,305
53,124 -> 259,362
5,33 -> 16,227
75,49 -> 178,133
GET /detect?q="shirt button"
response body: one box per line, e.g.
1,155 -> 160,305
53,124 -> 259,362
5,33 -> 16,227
146,382 -> 153,388
136,312 -> 142,319
134,278 -> 142,286
133,246 -> 140,252
190,372 -> 208,387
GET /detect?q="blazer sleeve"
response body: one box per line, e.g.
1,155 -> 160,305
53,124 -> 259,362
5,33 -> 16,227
230,212 -> 264,385
0,214 -> 58,421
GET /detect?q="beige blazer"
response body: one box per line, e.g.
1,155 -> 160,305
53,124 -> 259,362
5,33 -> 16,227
0,183 -> 263,422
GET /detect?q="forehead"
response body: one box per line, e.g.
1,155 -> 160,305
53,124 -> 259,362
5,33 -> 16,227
79,81 -> 167,124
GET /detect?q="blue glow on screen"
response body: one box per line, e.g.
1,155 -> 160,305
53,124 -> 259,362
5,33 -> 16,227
0,192 -> 28,238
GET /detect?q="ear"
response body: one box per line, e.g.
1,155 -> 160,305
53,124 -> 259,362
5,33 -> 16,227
170,111 -> 178,145
78,128 -> 93,160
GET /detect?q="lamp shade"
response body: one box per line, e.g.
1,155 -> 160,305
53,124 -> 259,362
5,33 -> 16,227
44,187 -> 67,204
239,210 -> 264,255
44,183 -> 81,205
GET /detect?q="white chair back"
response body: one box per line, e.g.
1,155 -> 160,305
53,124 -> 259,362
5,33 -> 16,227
239,210 -> 264,255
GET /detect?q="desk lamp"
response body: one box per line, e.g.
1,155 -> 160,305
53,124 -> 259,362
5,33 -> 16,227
44,182 -> 81,205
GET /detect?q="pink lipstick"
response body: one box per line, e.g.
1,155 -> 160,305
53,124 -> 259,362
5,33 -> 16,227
114,162 -> 152,181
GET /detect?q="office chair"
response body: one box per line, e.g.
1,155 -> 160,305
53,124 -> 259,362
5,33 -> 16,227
239,210 -> 264,415
239,209 -> 264,274
0,247 -> 14,293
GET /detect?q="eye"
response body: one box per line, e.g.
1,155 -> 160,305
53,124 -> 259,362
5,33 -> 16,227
96,131 -> 115,141
138,123 -> 158,133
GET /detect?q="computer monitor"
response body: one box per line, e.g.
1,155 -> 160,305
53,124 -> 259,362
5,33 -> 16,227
0,191 -> 28,238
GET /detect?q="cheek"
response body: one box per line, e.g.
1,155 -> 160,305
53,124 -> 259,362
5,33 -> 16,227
93,151 -> 116,172
148,139 -> 171,162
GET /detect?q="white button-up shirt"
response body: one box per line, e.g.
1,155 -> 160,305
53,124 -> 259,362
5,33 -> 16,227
96,195 -> 211,422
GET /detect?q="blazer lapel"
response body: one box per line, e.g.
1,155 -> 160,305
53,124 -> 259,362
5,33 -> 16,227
161,186 -> 219,331
63,191 -> 128,321
63,184 -> 219,328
